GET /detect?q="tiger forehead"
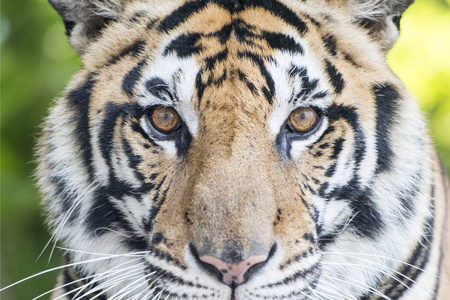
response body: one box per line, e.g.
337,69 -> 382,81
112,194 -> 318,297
136,1 -> 333,112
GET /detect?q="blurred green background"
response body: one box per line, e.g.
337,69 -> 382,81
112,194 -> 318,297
1,0 -> 450,299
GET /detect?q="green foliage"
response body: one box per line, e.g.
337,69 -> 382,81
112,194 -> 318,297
1,0 -> 449,299
388,0 -> 450,171
1,0 -> 79,299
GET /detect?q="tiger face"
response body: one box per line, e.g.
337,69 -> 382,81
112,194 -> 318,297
37,0 -> 447,299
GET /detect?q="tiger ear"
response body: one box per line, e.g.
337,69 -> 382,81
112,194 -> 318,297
48,0 -> 124,55
347,0 -> 414,52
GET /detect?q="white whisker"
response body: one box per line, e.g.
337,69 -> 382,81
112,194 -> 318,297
57,246 -> 150,257
322,274 -> 389,300
39,181 -> 101,263
0,253 -> 135,292
51,259 -> 144,300
73,267 -> 145,300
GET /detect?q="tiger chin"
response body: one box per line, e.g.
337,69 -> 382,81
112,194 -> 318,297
36,0 -> 449,299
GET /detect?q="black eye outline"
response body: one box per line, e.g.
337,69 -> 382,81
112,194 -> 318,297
144,105 -> 182,138
286,106 -> 323,137
276,106 -> 326,159
141,105 -> 193,156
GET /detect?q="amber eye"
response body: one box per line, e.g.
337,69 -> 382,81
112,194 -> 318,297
288,107 -> 319,133
149,106 -> 180,134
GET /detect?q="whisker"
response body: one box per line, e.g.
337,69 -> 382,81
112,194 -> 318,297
51,258 -> 144,300
308,278 -> 351,300
94,227 -> 133,238
141,274 -> 166,300
302,278 -> 325,300
321,274 -> 389,300
57,246 -> 150,257
321,251 -> 443,281
73,261 -> 147,300
0,253 -> 135,292
40,181 -> 101,263
321,257 -> 436,299
108,270 -> 156,300
73,267 -> 145,300
32,272 -> 99,300
321,261 -> 412,293
152,278 -> 173,300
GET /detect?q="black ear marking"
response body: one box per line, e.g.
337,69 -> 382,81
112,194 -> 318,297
392,15 -> 402,31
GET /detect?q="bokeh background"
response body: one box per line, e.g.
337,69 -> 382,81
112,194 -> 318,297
1,0 -> 450,299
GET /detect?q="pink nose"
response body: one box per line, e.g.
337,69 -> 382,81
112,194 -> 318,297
200,254 -> 268,285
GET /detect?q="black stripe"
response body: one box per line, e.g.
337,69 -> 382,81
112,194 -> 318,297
50,175 -> 79,222
209,23 -> 233,44
122,138 -> 145,181
144,262 -> 214,298
108,40 -> 146,65
233,18 -> 304,54
158,1 -> 208,33
147,245 -> 188,270
288,66 -> 320,103
68,73 -> 97,180
159,0 -> 308,37
195,70 -> 206,103
260,262 -> 320,288
323,138 -> 345,178
324,59 -> 344,94
205,49 -> 228,70
326,104 -> 366,169
145,77 -> 172,100
87,189 -> 128,235
236,0 -> 308,36
144,176 -> 169,233
87,177 -> 155,237
373,83 -> 400,173
98,103 -> 129,179
163,33 -> 203,57
62,260 -> 108,300
318,105 -> 381,239
89,102 -> 156,236
322,34 -> 337,56
237,51 -> 274,104
379,216 -> 434,299
237,69 -> 259,95
397,174 -> 421,218
122,59 -> 147,96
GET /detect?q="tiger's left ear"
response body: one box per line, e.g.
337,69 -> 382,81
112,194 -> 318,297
347,0 -> 414,52
49,0 -> 125,55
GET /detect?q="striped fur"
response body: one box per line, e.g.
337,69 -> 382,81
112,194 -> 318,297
37,0 -> 449,299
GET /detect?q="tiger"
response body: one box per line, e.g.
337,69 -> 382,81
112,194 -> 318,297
33,0 -> 450,299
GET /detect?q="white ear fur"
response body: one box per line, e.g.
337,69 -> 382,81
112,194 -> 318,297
348,0 -> 414,52
48,0 -> 124,55
91,0 -> 123,18
349,0 -> 413,21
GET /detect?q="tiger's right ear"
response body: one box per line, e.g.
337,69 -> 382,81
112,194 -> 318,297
49,0 -> 124,55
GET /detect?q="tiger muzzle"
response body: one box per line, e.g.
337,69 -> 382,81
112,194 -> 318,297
186,149 -> 277,287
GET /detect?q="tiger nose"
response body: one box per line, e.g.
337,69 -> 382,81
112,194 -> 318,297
199,254 -> 268,286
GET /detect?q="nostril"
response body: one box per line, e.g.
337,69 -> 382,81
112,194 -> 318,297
190,243 -> 277,287
189,243 -> 225,282
200,254 -> 268,286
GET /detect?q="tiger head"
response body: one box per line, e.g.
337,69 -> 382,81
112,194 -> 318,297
38,0 -> 439,299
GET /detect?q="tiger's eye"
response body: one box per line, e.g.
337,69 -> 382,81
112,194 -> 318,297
150,106 -> 180,134
288,107 -> 318,133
